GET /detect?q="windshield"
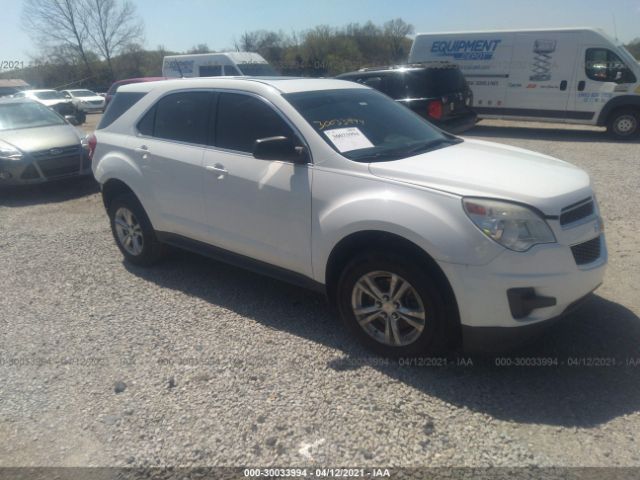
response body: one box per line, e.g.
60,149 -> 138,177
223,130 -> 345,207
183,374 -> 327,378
238,63 -> 279,76
70,90 -> 97,97
284,88 -> 460,162
34,91 -> 65,100
0,102 -> 66,131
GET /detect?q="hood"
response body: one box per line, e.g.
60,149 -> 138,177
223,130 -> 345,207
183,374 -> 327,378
368,138 -> 592,215
1,124 -> 82,152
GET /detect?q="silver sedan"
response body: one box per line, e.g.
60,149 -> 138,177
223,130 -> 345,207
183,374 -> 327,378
0,98 -> 91,185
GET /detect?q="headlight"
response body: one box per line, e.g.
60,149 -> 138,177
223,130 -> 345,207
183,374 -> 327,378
0,140 -> 23,161
463,198 -> 556,252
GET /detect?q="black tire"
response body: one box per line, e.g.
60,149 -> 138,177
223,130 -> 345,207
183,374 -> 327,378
108,193 -> 165,266
336,250 -> 450,357
607,108 -> 640,140
75,110 -> 87,125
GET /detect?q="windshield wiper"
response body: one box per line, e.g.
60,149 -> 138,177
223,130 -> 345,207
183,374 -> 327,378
404,138 -> 462,156
350,137 -> 462,162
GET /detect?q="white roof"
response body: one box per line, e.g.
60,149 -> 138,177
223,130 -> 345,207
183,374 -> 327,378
163,52 -> 269,64
24,89 -> 58,93
118,77 -> 367,95
414,27 -> 609,38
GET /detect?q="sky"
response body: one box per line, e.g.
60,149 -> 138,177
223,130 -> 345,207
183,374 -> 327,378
2,0 -> 640,64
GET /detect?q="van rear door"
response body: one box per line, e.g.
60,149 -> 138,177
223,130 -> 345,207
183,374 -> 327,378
502,32 -> 578,121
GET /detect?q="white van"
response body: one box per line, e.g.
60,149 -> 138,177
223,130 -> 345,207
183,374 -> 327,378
409,28 -> 640,139
162,52 -> 278,78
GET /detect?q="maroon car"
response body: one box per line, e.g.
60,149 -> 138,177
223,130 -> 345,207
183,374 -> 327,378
105,77 -> 167,106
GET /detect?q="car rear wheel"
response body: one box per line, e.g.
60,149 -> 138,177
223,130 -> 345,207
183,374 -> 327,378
607,108 -> 639,140
336,251 -> 449,357
108,193 -> 165,266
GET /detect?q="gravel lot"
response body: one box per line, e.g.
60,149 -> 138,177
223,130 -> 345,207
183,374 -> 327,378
1,114 -> 639,468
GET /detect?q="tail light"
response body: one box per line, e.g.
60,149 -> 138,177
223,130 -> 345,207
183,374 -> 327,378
427,100 -> 443,120
86,133 -> 97,160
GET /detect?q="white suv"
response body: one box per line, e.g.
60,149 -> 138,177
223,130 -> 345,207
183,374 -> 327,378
91,77 -> 607,355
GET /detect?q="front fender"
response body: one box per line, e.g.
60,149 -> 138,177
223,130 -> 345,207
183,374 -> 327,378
311,170 -> 503,283
596,94 -> 640,125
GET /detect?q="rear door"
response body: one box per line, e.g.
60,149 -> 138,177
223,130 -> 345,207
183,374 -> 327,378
135,90 -> 214,240
503,32 -> 578,120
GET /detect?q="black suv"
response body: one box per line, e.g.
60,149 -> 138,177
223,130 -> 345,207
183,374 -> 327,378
337,63 -> 477,134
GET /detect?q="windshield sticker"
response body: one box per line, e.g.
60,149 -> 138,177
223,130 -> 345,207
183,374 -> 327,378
314,118 -> 365,130
324,127 -> 374,153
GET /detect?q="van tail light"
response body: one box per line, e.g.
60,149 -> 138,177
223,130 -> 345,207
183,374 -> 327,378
427,100 -> 443,120
86,133 -> 97,160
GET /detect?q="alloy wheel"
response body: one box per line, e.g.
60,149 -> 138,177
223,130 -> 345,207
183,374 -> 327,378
350,271 -> 426,347
114,207 -> 144,256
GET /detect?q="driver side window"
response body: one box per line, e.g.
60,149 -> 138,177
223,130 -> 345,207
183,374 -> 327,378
585,48 -> 636,83
215,92 -> 298,154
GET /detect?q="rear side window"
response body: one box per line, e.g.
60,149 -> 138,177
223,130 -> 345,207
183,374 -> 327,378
145,91 -> 212,144
216,92 -> 295,153
98,92 -> 146,129
199,65 -> 222,77
224,65 -> 242,76
403,68 -> 468,98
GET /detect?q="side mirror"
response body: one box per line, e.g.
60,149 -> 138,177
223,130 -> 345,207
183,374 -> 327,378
253,136 -> 308,164
64,115 -> 80,125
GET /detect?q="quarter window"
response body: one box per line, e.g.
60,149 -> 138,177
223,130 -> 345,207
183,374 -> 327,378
199,65 -> 223,77
152,91 -> 212,144
585,48 -> 636,83
215,92 -> 296,153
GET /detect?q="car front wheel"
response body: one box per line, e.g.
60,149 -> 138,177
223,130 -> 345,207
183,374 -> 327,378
108,193 -> 165,266
607,108 -> 639,140
336,251 -> 449,357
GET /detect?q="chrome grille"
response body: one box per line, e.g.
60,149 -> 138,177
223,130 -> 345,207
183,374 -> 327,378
571,236 -> 602,265
560,197 -> 594,226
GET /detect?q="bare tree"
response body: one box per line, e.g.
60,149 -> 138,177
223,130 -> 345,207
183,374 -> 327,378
188,44 -> 211,54
384,18 -> 414,61
22,0 -> 94,75
82,0 -> 144,79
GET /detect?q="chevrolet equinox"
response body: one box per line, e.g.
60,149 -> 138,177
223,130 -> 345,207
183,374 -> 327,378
91,77 -> 607,355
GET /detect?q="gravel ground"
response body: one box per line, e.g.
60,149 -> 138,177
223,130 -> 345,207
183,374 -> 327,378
0,116 -> 639,468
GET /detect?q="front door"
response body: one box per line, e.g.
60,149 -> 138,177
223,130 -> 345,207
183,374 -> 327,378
202,92 -> 312,276
569,46 -> 639,121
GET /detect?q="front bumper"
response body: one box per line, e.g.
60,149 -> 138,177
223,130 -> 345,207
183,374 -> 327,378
78,103 -> 104,113
461,290 -> 597,353
0,146 -> 91,186
439,228 -> 607,352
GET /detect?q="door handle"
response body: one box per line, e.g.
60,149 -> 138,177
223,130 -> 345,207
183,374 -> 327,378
560,80 -> 567,91
577,81 -> 586,91
205,164 -> 228,179
135,145 -> 149,161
